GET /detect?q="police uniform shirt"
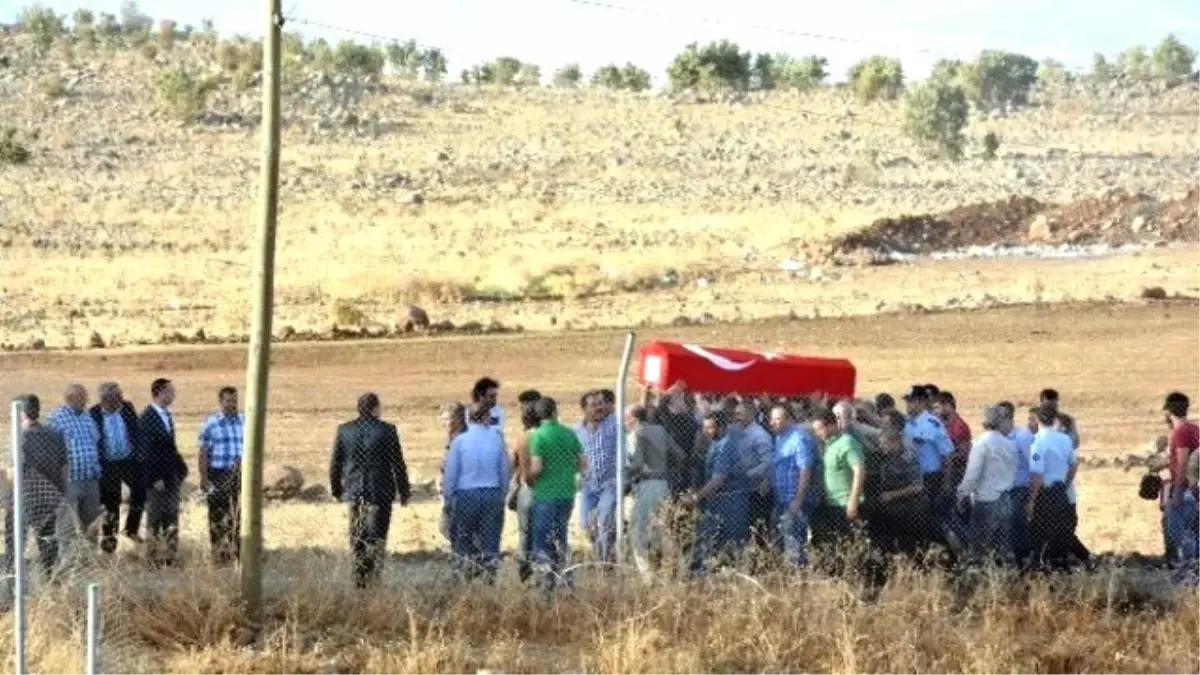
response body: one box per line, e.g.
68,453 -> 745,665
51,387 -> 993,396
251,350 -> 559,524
905,411 -> 954,475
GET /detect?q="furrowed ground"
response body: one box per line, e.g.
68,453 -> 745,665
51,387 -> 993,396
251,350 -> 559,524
0,13 -> 1198,674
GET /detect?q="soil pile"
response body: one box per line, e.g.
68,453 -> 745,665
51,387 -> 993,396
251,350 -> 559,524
825,186 -> 1199,263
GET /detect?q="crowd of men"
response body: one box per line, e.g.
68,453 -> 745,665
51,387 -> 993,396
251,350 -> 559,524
4,375 -> 1197,595
436,378 -> 1200,591
4,379 -> 245,583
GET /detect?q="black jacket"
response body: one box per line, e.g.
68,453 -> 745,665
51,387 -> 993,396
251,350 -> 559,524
89,401 -> 141,466
138,404 -> 188,488
330,416 -> 410,505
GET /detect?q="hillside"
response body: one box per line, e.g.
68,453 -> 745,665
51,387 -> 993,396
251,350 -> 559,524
0,25 -> 1197,350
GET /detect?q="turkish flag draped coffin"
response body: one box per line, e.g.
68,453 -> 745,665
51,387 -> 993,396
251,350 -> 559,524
637,340 -> 857,398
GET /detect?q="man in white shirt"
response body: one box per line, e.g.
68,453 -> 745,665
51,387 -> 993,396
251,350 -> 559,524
957,405 -> 1017,564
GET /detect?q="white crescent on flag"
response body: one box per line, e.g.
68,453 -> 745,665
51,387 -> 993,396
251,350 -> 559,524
681,344 -> 758,372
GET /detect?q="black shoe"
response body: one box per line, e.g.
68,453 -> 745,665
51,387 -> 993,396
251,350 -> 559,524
100,538 -> 118,554
124,532 -> 144,544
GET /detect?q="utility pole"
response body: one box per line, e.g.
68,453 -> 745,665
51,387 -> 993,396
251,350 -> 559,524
239,0 -> 283,624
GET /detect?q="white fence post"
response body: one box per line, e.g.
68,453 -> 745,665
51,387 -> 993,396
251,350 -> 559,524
613,331 -> 636,567
11,399 -> 26,675
85,582 -> 100,674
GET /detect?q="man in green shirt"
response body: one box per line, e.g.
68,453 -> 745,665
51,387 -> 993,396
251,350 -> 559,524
526,397 -> 587,593
810,409 -> 866,569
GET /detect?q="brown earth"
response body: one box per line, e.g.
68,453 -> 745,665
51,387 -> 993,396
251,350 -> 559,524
828,185 -> 1200,259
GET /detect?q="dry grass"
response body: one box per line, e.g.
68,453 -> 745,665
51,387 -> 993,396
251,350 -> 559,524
0,548 -> 1194,673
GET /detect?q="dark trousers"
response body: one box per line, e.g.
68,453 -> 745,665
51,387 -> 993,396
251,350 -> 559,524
1063,502 -> 1091,563
3,510 -> 58,579
451,487 -> 504,581
99,458 -> 145,553
1009,486 -> 1031,565
207,468 -> 241,565
865,493 -> 945,561
1028,484 -> 1074,571
349,499 -> 392,588
145,482 -> 181,566
810,504 -> 860,577
748,489 -> 775,552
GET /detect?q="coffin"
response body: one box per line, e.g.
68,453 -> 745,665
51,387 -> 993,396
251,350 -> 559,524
636,340 -> 856,398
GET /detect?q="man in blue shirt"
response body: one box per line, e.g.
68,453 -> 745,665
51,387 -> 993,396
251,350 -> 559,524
768,405 -> 819,566
734,401 -> 775,555
89,381 -> 145,554
198,386 -> 245,566
902,385 -> 963,551
575,391 -> 618,564
48,384 -> 102,558
444,403 -> 510,582
1026,403 -> 1078,571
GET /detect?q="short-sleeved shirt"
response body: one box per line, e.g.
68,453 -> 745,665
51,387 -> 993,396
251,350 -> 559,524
864,446 -> 921,500
772,425 -> 819,508
198,412 -> 246,470
905,411 -> 953,475
705,434 -> 746,499
1029,428 -> 1074,486
822,432 -> 865,507
529,420 -> 583,502
1168,421 -> 1200,489
1007,427 -> 1036,488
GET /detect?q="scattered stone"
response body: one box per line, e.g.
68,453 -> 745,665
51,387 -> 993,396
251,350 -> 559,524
397,305 -> 430,332
1140,286 -> 1168,300
264,464 -> 305,501
87,331 -> 105,348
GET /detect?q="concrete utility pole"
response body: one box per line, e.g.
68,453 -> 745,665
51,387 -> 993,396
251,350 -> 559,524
239,0 -> 284,624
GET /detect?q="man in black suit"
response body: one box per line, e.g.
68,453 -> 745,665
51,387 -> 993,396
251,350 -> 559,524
330,393 -> 410,588
139,378 -> 188,566
90,381 -> 145,553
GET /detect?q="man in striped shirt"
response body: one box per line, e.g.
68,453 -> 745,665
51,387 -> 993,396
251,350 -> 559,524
576,391 -> 618,563
48,384 -> 103,557
198,386 -> 245,566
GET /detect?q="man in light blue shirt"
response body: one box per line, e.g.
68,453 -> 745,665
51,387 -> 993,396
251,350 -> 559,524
443,403 -> 510,581
1025,403 -> 1078,571
902,385 -> 961,549
768,405 -> 820,566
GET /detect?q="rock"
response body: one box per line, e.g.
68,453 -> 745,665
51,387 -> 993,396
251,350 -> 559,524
403,191 -> 424,205
264,464 -> 305,500
1140,286 -> 1168,300
397,304 -> 430,332
88,331 -> 105,348
1027,214 -> 1053,242
298,484 -> 329,502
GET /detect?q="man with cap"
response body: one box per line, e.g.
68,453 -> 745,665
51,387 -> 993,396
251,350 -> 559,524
902,385 -> 961,551
1161,391 -> 1199,564
956,405 -> 1017,564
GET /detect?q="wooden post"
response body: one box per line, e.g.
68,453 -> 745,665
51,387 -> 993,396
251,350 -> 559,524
239,0 -> 283,624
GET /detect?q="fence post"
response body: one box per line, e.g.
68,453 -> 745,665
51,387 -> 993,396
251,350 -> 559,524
613,331 -> 636,567
85,583 -> 100,674
10,399 -> 26,675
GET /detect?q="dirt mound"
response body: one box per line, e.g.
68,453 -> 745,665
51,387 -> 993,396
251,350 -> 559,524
826,187 -> 1198,262
832,196 -> 1045,257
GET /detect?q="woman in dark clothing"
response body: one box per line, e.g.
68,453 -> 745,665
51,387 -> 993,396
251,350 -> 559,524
863,411 -> 949,563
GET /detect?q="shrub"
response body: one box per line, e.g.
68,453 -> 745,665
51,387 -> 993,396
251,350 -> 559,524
154,65 -> 218,120
40,74 -> 67,98
332,40 -> 384,76
1152,34 -> 1197,81
667,40 -> 751,92
95,12 -> 121,48
1116,45 -> 1150,79
928,58 -> 962,86
515,63 -> 541,87
385,39 -> 422,78
958,50 -> 1038,110
1036,58 -> 1069,89
1090,53 -> 1114,84
19,4 -> 64,54
982,131 -> 1000,159
848,55 -> 904,102
590,63 -> 651,91
553,63 -> 582,87
489,57 -> 522,85
770,54 -> 828,91
901,80 -> 969,160
0,127 -> 32,165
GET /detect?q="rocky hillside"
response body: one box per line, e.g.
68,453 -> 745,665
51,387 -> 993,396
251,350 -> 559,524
0,26 -> 1197,350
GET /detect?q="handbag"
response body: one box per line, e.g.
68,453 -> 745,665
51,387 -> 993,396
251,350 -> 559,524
1138,473 -> 1163,501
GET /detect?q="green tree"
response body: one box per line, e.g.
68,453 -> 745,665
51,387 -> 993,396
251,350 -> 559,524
421,48 -> 447,82
619,62 -> 651,91
958,50 -> 1038,110
901,80 -> 969,160
515,62 -> 542,87
154,65 -> 218,120
928,58 -> 962,87
591,64 -> 623,89
1090,52 -> 1114,84
1116,45 -> 1149,79
385,39 -> 422,78
1036,58 -> 1069,88
1152,34 -> 1197,81
333,40 -> 384,76
771,54 -> 827,90
554,63 -> 582,87
848,55 -> 903,102
752,53 -> 775,90
490,57 -> 522,85
667,40 -> 751,92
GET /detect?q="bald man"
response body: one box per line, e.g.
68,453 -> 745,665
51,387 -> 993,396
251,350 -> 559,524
47,384 -> 103,555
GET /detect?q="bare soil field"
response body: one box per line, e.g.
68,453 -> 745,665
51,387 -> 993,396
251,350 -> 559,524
0,301 -> 1197,672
